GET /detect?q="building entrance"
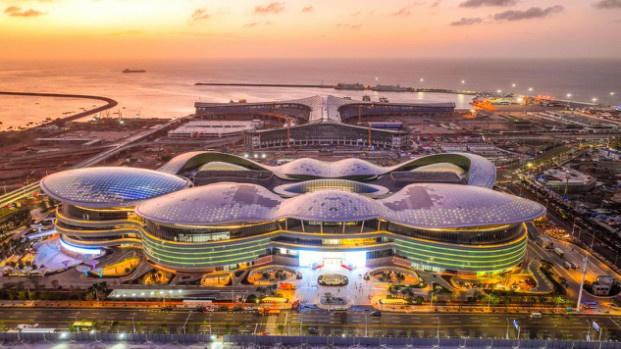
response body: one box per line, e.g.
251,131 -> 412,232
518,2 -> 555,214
323,257 -> 342,266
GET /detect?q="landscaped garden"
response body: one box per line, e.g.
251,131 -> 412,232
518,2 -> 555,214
247,267 -> 294,285
371,268 -> 421,286
317,273 -> 348,286
142,269 -> 172,285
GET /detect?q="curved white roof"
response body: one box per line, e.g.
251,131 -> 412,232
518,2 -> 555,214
412,162 -> 465,177
274,158 -> 384,178
159,151 -> 496,187
381,184 -> 545,229
40,167 -> 189,208
134,182 -> 544,228
278,189 -> 386,222
198,161 -> 249,172
134,182 -> 283,225
459,153 -> 497,188
273,179 -> 389,198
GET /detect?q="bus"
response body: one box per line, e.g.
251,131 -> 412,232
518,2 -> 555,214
20,328 -> 57,334
72,321 -> 93,332
554,248 -> 564,258
259,308 -> 280,316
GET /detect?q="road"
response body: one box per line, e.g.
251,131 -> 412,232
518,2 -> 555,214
2,307 -> 621,341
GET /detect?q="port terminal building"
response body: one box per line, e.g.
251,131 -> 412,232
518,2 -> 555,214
41,152 -> 545,276
194,95 -> 455,150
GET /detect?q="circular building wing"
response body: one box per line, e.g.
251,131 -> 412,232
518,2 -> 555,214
40,167 -> 190,208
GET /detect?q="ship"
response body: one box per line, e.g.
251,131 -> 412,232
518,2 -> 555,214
335,83 -> 366,90
372,84 -> 406,92
122,69 -> 146,73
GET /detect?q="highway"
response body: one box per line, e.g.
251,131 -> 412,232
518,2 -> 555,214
2,307 -> 620,340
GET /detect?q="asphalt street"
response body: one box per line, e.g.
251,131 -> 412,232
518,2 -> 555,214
2,307 -> 621,341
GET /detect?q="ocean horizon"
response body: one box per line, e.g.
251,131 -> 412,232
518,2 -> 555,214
1,58 -> 620,129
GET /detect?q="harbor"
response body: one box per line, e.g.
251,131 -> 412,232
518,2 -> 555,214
194,82 -> 479,96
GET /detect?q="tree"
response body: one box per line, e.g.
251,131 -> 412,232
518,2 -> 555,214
246,294 -> 257,304
487,294 -> 500,307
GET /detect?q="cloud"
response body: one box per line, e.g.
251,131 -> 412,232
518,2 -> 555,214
336,23 -> 363,30
459,0 -> 517,7
493,5 -> 564,21
254,2 -> 285,14
5,6 -> 45,17
430,0 -> 443,7
392,2 -> 427,16
301,6 -> 313,13
243,21 -> 273,28
189,8 -> 209,24
593,0 -> 621,9
392,7 -> 412,16
450,17 -> 484,26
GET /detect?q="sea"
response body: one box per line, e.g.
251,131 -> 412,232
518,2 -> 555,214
1,58 -> 620,129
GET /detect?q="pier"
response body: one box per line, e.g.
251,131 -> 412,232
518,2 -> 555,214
194,82 -> 479,96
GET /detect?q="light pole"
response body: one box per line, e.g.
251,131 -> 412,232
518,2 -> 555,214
576,255 -> 588,312
517,97 -> 525,116
182,311 -> 192,334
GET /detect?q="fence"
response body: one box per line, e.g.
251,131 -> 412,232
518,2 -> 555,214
0,332 -> 618,348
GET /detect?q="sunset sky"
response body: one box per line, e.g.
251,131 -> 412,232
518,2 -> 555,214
2,0 -> 621,61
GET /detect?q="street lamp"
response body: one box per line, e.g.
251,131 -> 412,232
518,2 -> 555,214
497,89 -> 502,94
420,78 -> 424,83
528,87 -> 533,92
566,93 -> 572,99
517,97 -> 526,115
511,83 -> 516,88
610,92 -> 615,96
461,80 -> 466,85
591,98 -> 598,103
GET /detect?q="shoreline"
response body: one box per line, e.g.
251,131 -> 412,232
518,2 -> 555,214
0,91 -> 118,131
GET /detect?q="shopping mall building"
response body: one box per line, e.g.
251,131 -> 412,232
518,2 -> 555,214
41,152 -> 545,275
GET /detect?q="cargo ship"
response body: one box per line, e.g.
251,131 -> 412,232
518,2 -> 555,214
335,83 -> 366,90
372,84 -> 406,92
122,69 -> 146,73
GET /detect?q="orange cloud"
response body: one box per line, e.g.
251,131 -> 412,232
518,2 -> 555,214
301,6 -> 314,13
189,8 -> 209,24
5,6 -> 45,17
243,21 -> 273,28
254,2 -> 285,14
